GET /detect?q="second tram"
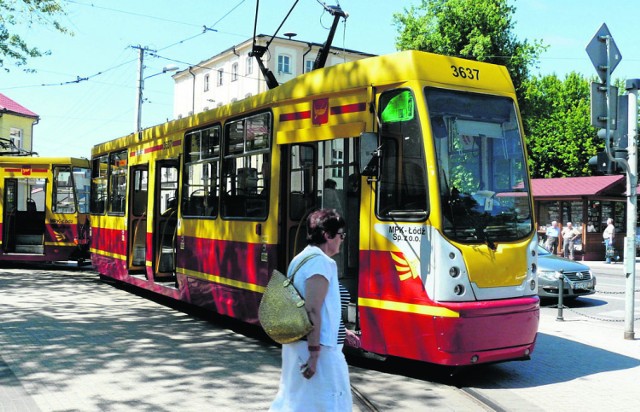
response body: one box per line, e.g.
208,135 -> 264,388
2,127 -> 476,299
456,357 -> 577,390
0,156 -> 91,263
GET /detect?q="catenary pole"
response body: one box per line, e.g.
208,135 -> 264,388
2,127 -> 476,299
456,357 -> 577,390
624,79 -> 639,340
134,45 -> 145,138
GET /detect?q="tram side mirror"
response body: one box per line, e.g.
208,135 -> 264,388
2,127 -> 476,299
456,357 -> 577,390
360,132 -> 380,177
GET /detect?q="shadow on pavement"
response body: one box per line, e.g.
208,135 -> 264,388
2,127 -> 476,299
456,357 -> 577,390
0,268 -> 281,411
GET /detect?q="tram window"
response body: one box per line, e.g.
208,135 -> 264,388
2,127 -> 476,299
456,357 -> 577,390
183,125 -> 221,218
289,144 -> 316,221
158,164 -> 179,216
91,155 -> 109,214
73,166 -> 91,214
16,179 -> 46,212
108,150 -> 127,215
377,89 -> 428,220
53,166 -> 76,213
222,112 -> 271,219
131,168 -> 148,217
183,162 -> 218,217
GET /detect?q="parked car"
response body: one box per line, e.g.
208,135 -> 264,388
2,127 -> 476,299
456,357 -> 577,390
537,246 -> 596,299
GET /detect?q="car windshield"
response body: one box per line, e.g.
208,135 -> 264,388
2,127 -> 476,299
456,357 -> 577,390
537,246 -> 551,256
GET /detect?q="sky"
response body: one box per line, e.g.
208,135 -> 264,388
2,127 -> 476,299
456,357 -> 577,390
2,0 -> 639,159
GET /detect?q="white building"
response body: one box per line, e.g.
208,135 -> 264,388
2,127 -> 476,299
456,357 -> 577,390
172,34 -> 374,119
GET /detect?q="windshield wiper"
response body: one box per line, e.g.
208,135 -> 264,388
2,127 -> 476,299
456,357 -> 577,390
387,210 -> 428,218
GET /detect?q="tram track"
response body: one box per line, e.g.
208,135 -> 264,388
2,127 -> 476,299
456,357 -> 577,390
349,367 -> 503,412
458,387 -> 505,412
351,383 -> 380,412
350,380 -> 503,411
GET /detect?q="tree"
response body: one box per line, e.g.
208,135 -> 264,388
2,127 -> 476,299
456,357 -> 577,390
0,0 -> 70,71
393,0 -> 545,108
522,72 -> 601,178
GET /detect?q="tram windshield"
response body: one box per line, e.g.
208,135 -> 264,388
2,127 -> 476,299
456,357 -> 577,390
426,87 -> 533,245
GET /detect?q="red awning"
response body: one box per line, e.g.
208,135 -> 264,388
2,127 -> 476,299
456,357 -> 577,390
531,175 -> 625,198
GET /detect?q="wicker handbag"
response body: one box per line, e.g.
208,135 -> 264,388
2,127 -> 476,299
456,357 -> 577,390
258,254 -> 318,344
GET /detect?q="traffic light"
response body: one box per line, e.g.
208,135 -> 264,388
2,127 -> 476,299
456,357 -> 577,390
589,151 -> 610,174
613,94 -> 629,150
588,150 -> 625,175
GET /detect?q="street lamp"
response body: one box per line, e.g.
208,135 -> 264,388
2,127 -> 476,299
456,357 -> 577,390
135,64 -> 179,136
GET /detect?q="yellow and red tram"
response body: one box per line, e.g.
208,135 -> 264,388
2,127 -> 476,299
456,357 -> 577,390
0,156 -> 91,263
90,50 -> 539,366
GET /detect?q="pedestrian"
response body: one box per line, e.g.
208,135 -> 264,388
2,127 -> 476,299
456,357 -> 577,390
544,221 -> 560,254
323,178 -> 343,213
561,222 -> 580,260
270,209 -> 359,412
602,218 -> 615,263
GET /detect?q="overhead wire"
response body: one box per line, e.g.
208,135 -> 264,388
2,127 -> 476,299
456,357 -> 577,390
157,0 -> 247,52
5,0 -> 249,90
62,0 -> 206,29
1,0 -> 253,148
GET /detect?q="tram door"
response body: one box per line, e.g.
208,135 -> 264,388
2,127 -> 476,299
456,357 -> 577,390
128,166 -> 148,272
2,178 -> 46,255
152,160 -> 179,281
283,139 -> 360,301
285,144 -> 317,264
2,179 -> 18,252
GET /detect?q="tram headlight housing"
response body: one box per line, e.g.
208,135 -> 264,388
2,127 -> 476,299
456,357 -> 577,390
449,266 -> 460,278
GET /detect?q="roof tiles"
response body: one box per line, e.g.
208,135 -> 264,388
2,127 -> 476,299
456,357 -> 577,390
0,93 -> 38,118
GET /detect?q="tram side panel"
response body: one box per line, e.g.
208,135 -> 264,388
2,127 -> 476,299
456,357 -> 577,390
176,230 -> 272,324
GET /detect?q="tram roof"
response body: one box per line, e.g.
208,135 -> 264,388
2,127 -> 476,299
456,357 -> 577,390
0,156 -> 90,166
267,50 -> 515,100
92,50 -> 516,153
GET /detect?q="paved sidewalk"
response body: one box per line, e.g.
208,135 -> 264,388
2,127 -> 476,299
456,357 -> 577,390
0,267 -> 283,411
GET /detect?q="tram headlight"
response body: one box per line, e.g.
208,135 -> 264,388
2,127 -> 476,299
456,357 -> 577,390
449,266 -> 460,278
529,279 -> 536,291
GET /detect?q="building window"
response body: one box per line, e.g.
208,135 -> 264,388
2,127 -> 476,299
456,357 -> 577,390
305,59 -> 314,73
217,68 -> 223,86
204,74 -> 210,92
246,56 -> 253,75
231,63 -> 238,81
278,55 -> 291,74
9,128 -> 23,149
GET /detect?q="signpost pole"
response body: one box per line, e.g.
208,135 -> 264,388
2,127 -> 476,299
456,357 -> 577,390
624,80 -> 638,340
587,24 -> 637,339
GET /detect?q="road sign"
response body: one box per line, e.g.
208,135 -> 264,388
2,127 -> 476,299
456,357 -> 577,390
586,23 -> 622,82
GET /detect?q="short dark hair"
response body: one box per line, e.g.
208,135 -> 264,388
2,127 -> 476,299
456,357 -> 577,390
306,209 -> 345,245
